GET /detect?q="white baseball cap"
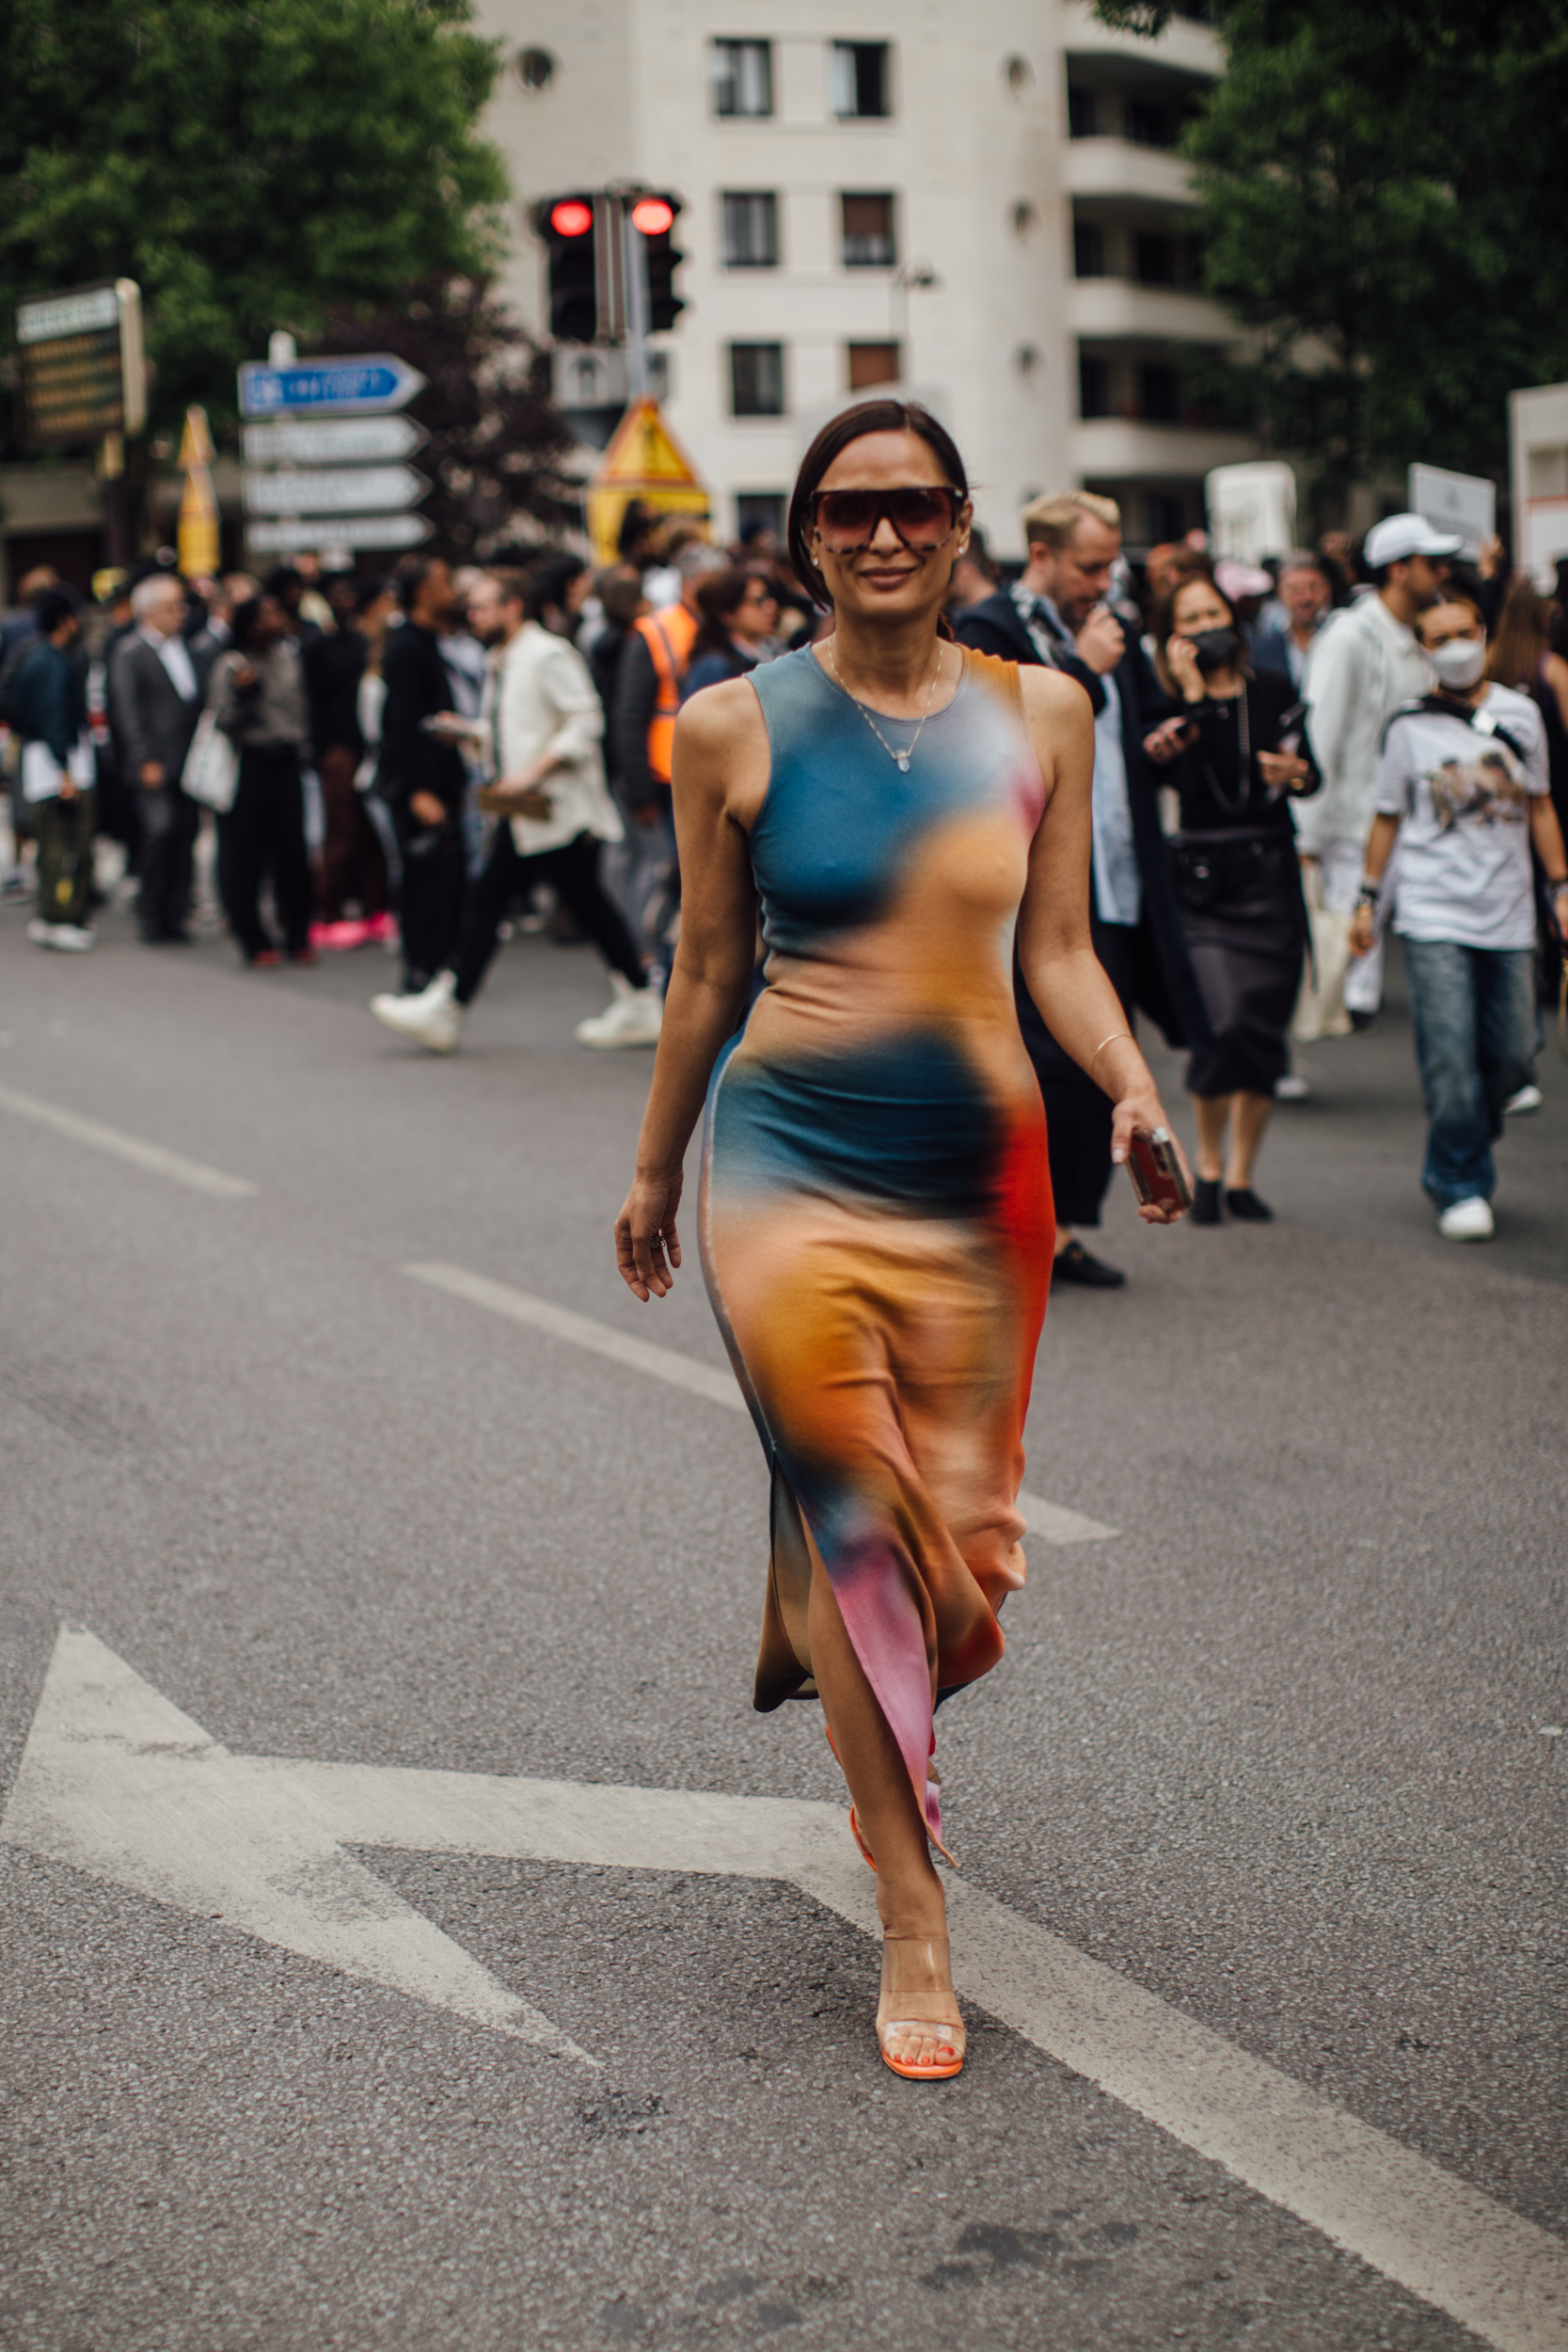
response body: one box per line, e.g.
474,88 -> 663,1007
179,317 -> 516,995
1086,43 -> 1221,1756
1363,513 -> 1464,569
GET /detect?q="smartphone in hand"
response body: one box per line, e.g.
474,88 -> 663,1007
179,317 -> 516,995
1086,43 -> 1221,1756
1126,1127 -> 1193,1216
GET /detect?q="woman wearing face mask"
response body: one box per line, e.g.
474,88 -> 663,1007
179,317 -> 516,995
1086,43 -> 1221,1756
1146,574 -> 1321,1222
1352,595 -> 1568,1241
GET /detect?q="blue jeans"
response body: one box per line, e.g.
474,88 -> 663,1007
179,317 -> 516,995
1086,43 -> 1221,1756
1401,938 -> 1536,1207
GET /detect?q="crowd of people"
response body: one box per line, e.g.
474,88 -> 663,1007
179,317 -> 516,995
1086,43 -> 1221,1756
2,471 -> 1564,1246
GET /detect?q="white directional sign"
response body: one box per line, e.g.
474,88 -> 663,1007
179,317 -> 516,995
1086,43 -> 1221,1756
243,463 -> 428,516
237,354 -> 426,418
3,1625 -> 1564,2352
1409,463 -> 1496,564
242,415 -> 428,466
245,514 -> 433,554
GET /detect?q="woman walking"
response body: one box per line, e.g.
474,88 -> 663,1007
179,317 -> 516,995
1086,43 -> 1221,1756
681,567 -> 781,699
210,594 -> 315,967
615,403 -> 1187,2079
1147,574 -> 1320,1222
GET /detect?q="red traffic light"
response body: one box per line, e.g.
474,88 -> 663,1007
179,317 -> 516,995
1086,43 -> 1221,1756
630,197 -> 675,237
549,199 -> 594,237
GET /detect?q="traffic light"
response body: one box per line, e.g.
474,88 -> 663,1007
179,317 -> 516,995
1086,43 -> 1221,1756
631,194 -> 686,333
537,194 -> 598,343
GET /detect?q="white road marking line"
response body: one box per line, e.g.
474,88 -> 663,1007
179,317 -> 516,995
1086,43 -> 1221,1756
6,1626 -> 1564,2352
403,1261 -> 1117,1544
1017,1492 -> 1117,1543
0,1080 -> 258,1200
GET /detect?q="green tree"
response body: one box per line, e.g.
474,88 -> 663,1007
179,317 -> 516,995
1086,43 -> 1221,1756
0,0 -> 509,445
1094,0 -> 1568,525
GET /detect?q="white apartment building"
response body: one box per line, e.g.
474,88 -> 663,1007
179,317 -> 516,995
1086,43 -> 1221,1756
476,0 -> 1260,557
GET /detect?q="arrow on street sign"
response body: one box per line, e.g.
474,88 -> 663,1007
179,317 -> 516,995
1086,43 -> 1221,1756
237,354 -> 426,419
242,415 -> 428,466
245,514 -> 434,554
243,463 -> 428,516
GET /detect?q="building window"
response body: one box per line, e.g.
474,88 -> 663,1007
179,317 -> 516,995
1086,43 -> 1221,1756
723,192 -> 779,268
1073,220 -> 1106,278
1067,86 -> 1097,138
714,40 -> 772,119
1139,362 -> 1181,422
736,492 -> 787,544
847,342 -> 900,391
1128,97 -> 1178,148
831,41 -> 890,119
1145,490 -> 1189,542
841,193 -> 896,268
731,342 -> 785,416
1079,353 -> 1113,419
1134,232 -> 1179,286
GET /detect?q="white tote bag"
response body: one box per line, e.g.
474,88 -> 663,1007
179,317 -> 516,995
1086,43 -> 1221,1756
1291,858 -> 1354,1041
182,703 -> 239,813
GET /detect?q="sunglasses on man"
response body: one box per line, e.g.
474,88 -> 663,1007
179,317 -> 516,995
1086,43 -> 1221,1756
806,486 -> 965,552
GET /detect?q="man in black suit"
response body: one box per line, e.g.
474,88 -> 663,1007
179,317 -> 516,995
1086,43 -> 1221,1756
110,572 -> 209,943
376,557 -> 468,992
956,491 -> 1209,1286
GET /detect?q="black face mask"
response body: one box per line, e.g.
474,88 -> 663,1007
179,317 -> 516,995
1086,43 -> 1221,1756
1192,627 -> 1242,674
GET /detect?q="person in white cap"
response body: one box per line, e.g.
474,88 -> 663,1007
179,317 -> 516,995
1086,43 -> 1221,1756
1300,514 -> 1462,1020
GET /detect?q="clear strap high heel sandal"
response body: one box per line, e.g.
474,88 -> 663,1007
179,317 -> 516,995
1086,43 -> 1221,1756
877,1932 -> 965,2080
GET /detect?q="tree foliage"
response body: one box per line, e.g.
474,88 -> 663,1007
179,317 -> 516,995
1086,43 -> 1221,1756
322,278 -> 579,556
1095,0 -> 1568,521
0,0 -> 509,445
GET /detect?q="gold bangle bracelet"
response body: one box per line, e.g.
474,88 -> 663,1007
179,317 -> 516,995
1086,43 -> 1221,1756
1088,1029 -> 1133,1081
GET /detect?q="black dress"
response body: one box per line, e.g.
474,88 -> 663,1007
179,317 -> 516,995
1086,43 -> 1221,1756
1165,672 -> 1320,1097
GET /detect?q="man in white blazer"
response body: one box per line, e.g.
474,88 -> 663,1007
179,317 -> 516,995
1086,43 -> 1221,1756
371,568 -> 660,1053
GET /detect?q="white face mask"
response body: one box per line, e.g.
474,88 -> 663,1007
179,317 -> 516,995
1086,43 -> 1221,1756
1428,635 -> 1485,690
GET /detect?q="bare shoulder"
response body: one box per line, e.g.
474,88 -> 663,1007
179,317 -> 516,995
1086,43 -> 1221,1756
672,673 -> 771,830
673,674 -> 768,758
1016,663 -> 1094,727
1016,661 -> 1093,800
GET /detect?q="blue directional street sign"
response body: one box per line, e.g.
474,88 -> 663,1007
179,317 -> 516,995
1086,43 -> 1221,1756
237,354 -> 426,419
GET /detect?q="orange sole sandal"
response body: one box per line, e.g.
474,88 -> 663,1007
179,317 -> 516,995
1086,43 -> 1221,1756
877,1934 -> 965,2081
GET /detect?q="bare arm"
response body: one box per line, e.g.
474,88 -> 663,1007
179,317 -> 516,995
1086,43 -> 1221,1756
1544,652 -> 1568,741
1013,666 -> 1188,1218
1528,796 -> 1568,940
616,678 -> 768,1299
1348,812 -> 1402,955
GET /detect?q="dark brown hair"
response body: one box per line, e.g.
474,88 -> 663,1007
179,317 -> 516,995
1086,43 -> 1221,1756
1485,576 -> 1547,690
786,400 -> 969,612
1149,574 -> 1245,697
689,566 -> 775,662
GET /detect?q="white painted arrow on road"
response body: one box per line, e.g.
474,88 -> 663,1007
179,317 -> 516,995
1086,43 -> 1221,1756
3,1627 -> 1566,2352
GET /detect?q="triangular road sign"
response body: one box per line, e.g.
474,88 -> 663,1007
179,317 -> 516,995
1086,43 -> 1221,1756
593,398 -> 703,491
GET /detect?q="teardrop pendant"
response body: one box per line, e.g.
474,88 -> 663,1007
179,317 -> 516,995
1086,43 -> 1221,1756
895,752 -> 911,772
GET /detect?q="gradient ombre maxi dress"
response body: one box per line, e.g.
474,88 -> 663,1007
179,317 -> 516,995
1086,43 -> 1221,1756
698,644 -> 1054,1850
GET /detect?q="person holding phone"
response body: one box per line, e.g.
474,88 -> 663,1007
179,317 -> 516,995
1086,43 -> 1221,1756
1147,574 -> 1321,1223
614,402 -> 1188,2084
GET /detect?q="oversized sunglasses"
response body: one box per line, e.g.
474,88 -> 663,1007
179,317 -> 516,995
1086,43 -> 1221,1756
806,486 -> 964,552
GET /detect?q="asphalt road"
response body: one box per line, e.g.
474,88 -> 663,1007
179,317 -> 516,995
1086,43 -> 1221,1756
0,891 -> 1563,2352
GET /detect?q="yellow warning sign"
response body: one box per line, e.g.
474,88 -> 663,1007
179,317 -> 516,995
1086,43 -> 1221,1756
177,405 -> 221,578
586,399 -> 708,564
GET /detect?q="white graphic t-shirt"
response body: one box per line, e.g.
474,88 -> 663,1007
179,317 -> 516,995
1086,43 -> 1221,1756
1375,684 -> 1548,949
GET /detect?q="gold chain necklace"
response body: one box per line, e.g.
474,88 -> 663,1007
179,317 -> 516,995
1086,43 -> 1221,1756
823,638 -> 948,773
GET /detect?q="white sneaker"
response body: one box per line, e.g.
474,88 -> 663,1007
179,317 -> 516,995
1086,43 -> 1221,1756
1437,1197 -> 1494,1242
370,970 -> 462,1053
1275,1073 -> 1311,1101
26,918 -> 50,946
29,920 -> 94,951
574,972 -> 664,1049
1503,1084 -> 1543,1115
